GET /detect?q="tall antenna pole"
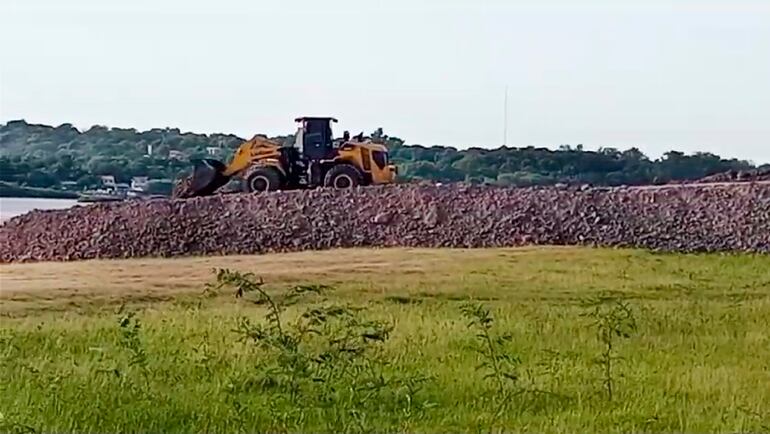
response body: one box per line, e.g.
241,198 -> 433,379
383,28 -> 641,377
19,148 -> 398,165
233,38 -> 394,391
503,85 -> 508,146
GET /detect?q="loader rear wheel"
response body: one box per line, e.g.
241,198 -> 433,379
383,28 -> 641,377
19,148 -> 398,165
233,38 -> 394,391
243,167 -> 282,193
324,164 -> 361,189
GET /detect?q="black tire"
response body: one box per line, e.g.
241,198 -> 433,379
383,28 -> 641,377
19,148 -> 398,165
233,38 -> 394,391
324,164 -> 361,189
242,167 -> 282,193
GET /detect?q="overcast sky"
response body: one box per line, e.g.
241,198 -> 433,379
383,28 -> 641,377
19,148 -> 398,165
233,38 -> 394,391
1,0 -> 769,163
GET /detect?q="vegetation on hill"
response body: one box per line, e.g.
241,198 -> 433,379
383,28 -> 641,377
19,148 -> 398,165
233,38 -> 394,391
1,120 -> 766,190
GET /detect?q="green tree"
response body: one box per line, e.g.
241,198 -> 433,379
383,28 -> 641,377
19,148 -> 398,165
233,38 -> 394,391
0,119 -> 761,192
26,169 -> 58,188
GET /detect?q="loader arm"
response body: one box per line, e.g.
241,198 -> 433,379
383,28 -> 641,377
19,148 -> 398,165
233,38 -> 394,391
221,136 -> 283,176
180,135 -> 283,198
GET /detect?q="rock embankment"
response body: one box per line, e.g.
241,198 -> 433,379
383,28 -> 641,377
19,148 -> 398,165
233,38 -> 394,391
696,168 -> 770,183
1,183 -> 768,263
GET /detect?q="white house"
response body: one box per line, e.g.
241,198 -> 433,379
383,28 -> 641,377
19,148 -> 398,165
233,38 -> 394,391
168,150 -> 185,160
100,175 -> 116,188
206,146 -> 222,156
131,176 -> 149,191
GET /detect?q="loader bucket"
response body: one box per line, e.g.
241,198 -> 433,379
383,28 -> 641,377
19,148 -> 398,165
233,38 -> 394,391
187,158 -> 230,197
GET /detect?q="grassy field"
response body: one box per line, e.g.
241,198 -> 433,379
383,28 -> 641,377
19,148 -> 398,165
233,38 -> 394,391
1,247 -> 769,433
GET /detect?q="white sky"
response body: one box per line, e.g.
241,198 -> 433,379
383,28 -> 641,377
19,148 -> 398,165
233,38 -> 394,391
1,0 -> 769,163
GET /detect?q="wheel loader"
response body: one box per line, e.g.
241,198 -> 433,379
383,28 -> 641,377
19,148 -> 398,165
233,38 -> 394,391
173,117 -> 397,198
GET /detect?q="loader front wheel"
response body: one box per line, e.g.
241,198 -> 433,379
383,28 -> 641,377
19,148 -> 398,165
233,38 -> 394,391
243,167 -> 282,193
324,164 -> 361,189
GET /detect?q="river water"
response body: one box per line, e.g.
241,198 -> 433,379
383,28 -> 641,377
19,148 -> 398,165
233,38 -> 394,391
0,197 -> 81,222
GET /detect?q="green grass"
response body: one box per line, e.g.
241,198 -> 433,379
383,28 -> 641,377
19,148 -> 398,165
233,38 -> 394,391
1,247 -> 769,433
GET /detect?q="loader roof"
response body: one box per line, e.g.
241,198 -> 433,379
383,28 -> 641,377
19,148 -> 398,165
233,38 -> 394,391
294,117 -> 338,123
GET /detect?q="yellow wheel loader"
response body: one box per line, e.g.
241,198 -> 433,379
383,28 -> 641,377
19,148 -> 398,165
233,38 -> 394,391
174,117 -> 397,198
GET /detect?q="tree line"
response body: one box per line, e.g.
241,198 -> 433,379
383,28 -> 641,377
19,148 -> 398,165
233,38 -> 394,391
1,120 -> 766,192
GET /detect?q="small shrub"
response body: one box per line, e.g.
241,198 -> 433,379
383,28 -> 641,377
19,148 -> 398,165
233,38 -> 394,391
461,302 -> 524,429
581,294 -> 637,401
212,268 -> 430,432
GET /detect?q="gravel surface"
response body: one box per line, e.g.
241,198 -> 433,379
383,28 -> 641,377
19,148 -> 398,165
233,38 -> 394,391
2,183 -> 768,263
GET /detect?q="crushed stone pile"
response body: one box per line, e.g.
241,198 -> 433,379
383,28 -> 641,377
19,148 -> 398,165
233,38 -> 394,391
1,183 -> 769,263
696,168 -> 770,183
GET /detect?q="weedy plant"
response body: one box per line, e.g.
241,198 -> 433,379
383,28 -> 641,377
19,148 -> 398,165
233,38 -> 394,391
118,310 -> 148,373
581,294 -> 637,402
460,302 -> 525,429
211,268 -> 433,433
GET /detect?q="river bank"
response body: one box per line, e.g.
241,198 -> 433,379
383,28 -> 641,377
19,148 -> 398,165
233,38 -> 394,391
0,182 -> 78,199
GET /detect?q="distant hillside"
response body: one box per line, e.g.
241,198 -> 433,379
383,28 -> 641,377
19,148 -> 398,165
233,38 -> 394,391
1,119 -> 765,190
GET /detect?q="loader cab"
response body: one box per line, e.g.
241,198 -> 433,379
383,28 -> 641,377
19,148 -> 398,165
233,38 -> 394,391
294,117 -> 337,160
